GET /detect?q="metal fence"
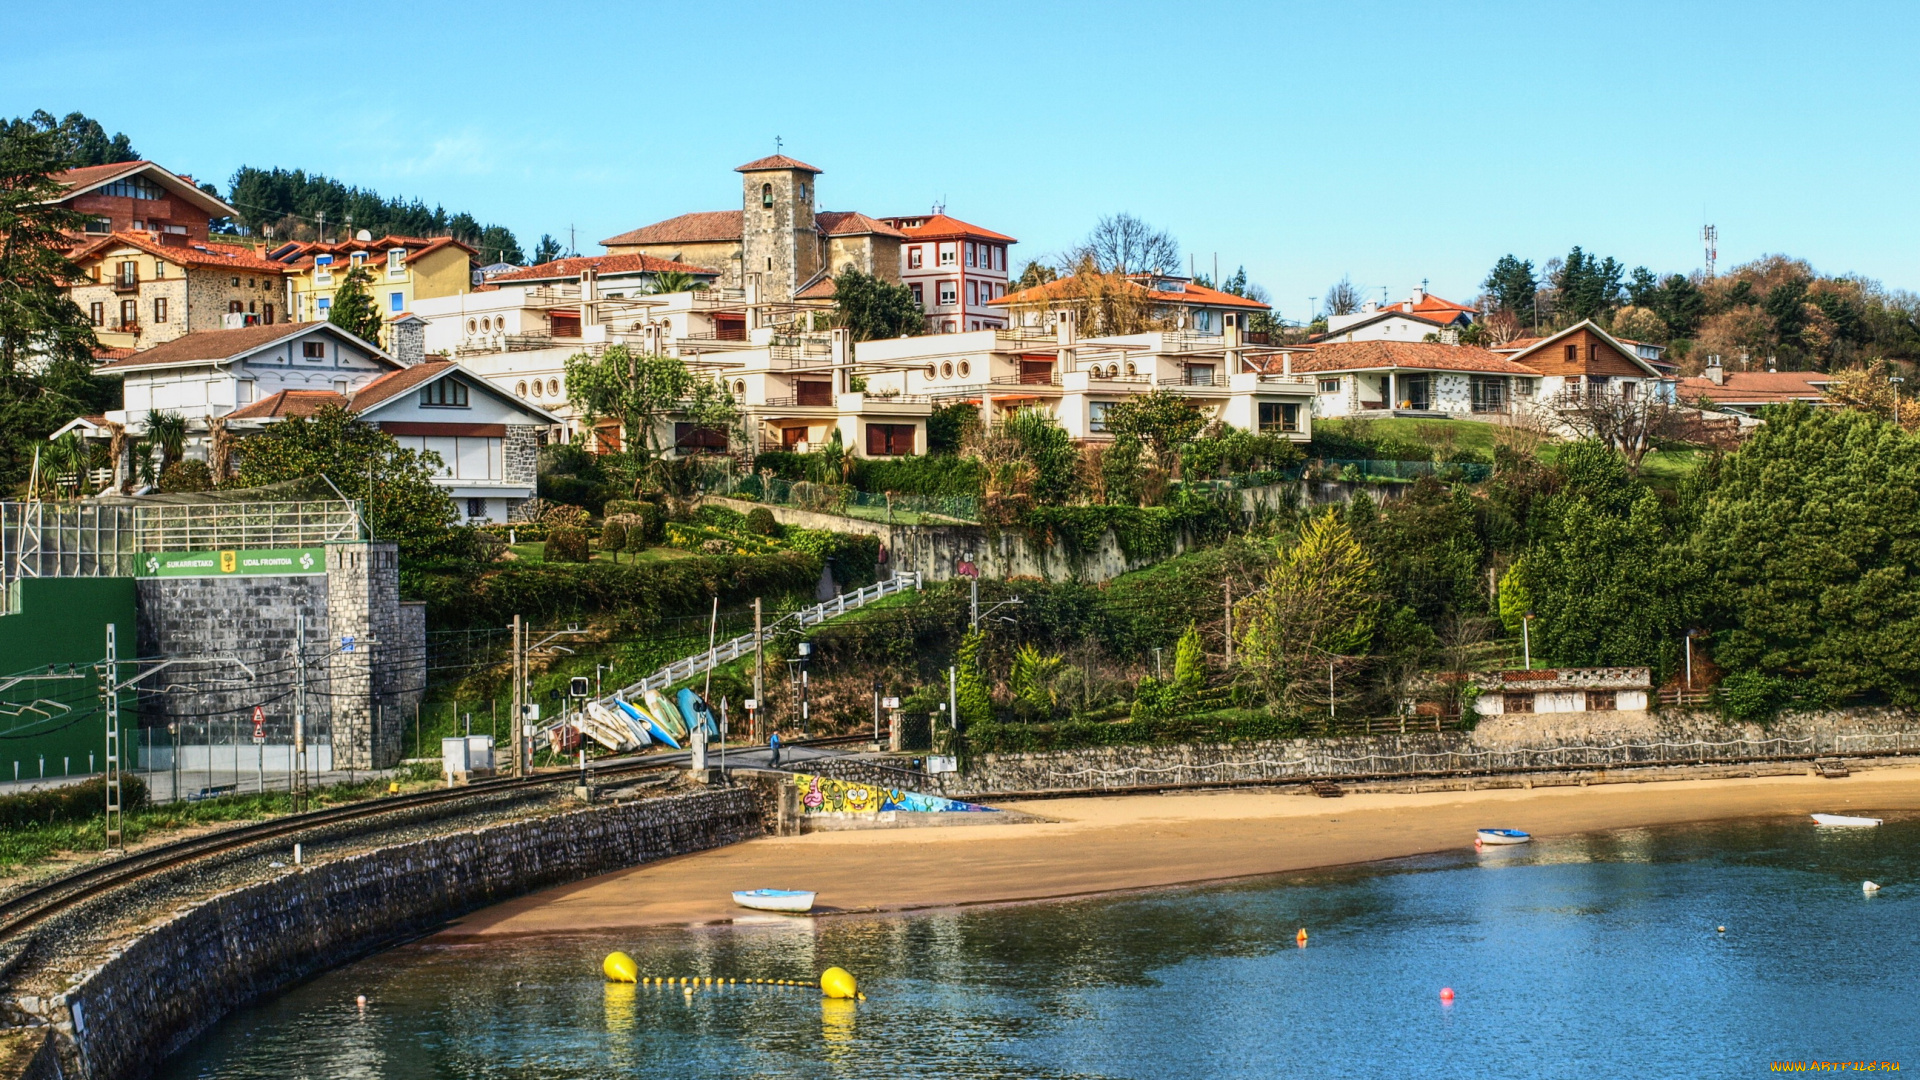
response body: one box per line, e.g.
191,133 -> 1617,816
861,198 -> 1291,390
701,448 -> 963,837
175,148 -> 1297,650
0,499 -> 364,586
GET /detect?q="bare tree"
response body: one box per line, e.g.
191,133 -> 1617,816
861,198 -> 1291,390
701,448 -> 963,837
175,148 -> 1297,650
1066,213 -> 1182,276
1552,386 -> 1689,471
1324,276 -> 1365,316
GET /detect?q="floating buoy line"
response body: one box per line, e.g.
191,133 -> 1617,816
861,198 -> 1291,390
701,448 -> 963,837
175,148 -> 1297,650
603,953 -> 866,1000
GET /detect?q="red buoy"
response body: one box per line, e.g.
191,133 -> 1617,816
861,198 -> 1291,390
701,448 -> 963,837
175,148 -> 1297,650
1439,987 -> 1455,1002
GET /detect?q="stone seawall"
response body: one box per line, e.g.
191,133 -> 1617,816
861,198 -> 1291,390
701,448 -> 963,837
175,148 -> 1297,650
950,709 -> 1920,795
23,787 -> 762,1080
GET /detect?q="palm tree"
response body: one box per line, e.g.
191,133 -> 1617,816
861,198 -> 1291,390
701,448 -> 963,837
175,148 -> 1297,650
145,411 -> 188,473
41,432 -> 88,498
647,271 -> 706,295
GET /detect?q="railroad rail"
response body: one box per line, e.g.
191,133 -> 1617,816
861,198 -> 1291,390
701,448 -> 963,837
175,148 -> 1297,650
0,734 -> 871,944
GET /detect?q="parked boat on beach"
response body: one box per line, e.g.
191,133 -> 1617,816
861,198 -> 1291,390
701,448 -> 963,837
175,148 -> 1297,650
1811,813 -> 1881,827
1476,829 -> 1532,845
732,889 -> 816,913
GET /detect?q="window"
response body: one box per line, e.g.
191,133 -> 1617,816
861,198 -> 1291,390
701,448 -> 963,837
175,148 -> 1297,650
1259,402 -> 1301,433
388,249 -> 406,274
119,299 -> 137,328
1318,378 -> 1341,393
421,378 -> 470,408
924,364 -> 936,380
116,261 -> 137,287
317,297 -> 331,313
761,183 -> 773,208
941,361 -> 954,379
232,276 -> 241,287
1621,381 -> 1636,402
910,282 -> 924,308
1588,344 -> 1599,362
1503,692 -> 1535,714
350,252 -> 366,265
153,297 -> 167,323
1400,373 -> 1432,410
153,263 -> 164,279
262,304 -> 274,325
795,380 -> 833,406
467,498 -> 486,519
957,360 -> 971,378
530,380 -> 542,397
229,300 -> 243,314
966,243 -> 977,268
866,423 -> 915,456
1186,364 -> 1215,386
390,292 -> 404,313
908,247 -> 923,269
1586,690 -> 1617,711
247,278 -> 254,288
332,378 -> 348,395
938,281 -> 957,306
799,183 -> 809,201
1516,378 -> 1536,397
85,217 -> 110,234
548,378 -> 560,396
938,243 -> 955,266
968,281 -> 977,306
237,380 -> 255,403
303,341 -> 326,359
100,176 -> 165,200
516,381 -> 527,396
1564,344 -> 1578,363
1470,375 -> 1509,413
674,422 -> 729,452
89,302 -> 104,326
1089,401 -> 1114,433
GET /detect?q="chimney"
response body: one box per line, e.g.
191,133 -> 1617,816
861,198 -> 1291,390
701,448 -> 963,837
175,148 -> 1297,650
389,315 -> 426,367
1707,354 -> 1724,386
579,268 -> 598,326
1054,308 -> 1077,346
831,327 -> 852,394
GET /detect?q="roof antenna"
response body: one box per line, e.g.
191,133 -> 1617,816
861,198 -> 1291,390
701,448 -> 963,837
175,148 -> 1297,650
932,194 -> 946,215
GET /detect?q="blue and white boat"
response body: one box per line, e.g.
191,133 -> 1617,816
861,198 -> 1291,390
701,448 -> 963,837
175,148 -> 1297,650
732,888 -> 816,913
1476,828 -> 1532,846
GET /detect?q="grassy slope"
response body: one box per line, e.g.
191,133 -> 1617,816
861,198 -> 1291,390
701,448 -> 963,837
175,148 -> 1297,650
1317,416 -> 1705,483
506,542 -> 693,565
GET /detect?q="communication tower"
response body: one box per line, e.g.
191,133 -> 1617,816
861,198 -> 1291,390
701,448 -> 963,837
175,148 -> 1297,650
1702,224 -> 1718,278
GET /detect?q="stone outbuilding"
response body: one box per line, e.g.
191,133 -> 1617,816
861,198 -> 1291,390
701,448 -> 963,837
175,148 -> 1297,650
1471,667 -> 1652,716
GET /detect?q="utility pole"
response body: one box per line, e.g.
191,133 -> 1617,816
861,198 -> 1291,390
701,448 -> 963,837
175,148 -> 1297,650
511,615 -> 524,777
102,624 -> 121,848
970,570 -> 979,631
752,598 -> 764,743
1224,577 -> 1234,665
293,610 -> 308,811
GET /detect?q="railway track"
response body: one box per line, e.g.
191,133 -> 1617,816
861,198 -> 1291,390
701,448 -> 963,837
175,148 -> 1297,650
0,734 -> 872,944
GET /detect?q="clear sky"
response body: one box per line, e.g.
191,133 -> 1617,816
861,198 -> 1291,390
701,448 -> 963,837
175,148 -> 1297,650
6,1 -> 1917,319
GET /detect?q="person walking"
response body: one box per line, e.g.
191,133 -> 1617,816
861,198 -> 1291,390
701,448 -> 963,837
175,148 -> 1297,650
769,731 -> 782,767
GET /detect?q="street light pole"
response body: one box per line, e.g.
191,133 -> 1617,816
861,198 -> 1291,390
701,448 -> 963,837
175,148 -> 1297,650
1522,613 -> 1533,671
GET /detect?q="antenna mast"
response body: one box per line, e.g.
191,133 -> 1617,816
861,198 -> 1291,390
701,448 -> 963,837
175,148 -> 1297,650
1702,224 -> 1718,278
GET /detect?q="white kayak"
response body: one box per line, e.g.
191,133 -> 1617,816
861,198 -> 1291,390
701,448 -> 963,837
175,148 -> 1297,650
1476,828 -> 1532,845
1811,813 -> 1881,827
732,888 -> 816,913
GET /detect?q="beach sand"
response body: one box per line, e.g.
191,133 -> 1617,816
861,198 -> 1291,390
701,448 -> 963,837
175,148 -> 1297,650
438,763 -> 1920,938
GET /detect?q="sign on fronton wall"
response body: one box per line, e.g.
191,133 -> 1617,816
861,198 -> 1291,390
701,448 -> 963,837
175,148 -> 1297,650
137,547 -> 326,578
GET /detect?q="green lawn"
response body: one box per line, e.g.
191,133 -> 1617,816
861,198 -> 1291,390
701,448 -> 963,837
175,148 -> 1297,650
506,542 -> 692,565
1311,417 -> 1502,456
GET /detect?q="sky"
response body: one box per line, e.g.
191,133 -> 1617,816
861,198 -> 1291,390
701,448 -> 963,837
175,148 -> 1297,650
6,0 -> 1919,321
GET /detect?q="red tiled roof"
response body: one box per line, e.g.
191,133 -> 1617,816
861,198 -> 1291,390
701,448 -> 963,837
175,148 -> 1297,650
1494,336 -> 1545,352
990,274 -> 1270,311
271,234 -> 477,270
94,322 -> 336,372
349,360 -> 456,410
228,389 -> 349,420
793,276 -> 838,300
815,211 -> 907,239
69,231 -> 290,274
883,213 -> 1017,244
51,161 -> 237,216
735,155 -> 823,174
91,346 -> 136,362
1395,293 -> 1479,318
1676,370 -> 1832,404
600,211 -> 744,248
487,253 -> 720,283
54,161 -> 150,189
1288,340 -> 1541,376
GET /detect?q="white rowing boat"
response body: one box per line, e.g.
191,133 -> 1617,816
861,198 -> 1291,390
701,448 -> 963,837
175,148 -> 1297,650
1476,828 -> 1531,846
731,888 -> 816,913
1811,813 -> 1881,827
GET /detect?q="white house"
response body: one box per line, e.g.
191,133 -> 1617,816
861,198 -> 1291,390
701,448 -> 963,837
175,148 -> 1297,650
1321,288 -> 1479,343
1293,340 -> 1544,418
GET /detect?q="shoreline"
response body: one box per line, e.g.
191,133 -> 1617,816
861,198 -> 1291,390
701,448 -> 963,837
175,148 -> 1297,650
435,762 -> 1920,940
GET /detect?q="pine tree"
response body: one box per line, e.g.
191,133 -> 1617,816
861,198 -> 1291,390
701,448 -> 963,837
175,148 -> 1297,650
327,266 -> 384,344
1482,255 -> 1537,324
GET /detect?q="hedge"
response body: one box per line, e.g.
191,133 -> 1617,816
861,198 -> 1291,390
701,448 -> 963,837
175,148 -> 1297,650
0,775 -> 148,828
401,551 -> 823,628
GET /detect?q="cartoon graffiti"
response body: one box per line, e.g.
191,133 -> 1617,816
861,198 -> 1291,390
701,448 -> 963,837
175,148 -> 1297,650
788,773 -> 996,815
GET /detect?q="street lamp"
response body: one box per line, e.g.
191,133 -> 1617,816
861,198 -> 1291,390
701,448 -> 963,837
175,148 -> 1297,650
1891,376 -> 1905,426
1522,612 -> 1535,671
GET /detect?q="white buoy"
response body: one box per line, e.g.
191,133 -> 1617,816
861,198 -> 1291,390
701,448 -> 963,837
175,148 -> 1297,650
1863,881 -> 1881,894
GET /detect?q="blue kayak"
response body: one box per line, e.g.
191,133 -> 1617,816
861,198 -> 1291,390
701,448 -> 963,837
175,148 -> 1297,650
615,697 -> 680,749
678,688 -> 721,738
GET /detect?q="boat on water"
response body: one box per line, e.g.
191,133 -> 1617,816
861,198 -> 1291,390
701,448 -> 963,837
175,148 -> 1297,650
1811,813 -> 1882,827
1476,828 -> 1532,846
732,889 -> 816,913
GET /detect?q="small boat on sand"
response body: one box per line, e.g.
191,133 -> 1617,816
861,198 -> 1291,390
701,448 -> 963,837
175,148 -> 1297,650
732,889 -> 816,913
1476,828 -> 1532,846
1812,813 -> 1881,827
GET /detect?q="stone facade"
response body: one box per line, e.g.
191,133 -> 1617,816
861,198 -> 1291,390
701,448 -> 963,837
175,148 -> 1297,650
324,543 -> 410,769
19,787 -> 763,1080
740,165 -> 819,305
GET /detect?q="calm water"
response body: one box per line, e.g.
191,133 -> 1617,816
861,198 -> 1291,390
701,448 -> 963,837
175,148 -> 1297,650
161,815 -> 1920,1079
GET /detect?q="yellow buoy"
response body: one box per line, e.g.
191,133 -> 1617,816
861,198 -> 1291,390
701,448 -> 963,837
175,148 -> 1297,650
820,966 -> 858,1000
602,952 -> 638,983
1296,928 -> 1308,946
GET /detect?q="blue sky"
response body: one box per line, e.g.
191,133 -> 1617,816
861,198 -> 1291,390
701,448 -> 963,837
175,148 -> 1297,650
6,1 -> 1916,319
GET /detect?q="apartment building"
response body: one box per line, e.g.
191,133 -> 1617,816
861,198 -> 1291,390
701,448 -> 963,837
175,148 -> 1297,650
65,231 -> 288,350
268,233 -> 476,345
48,160 -> 236,245
877,213 -> 1016,332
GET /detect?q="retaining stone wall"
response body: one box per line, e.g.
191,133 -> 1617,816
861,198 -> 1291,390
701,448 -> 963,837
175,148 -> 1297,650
950,709 -> 1920,795
29,787 -> 761,1080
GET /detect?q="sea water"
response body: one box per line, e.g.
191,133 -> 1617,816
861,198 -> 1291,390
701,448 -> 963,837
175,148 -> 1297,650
158,815 -> 1920,1078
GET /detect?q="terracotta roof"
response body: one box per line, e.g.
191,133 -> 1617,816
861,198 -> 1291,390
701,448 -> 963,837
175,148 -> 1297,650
91,346 -> 136,362
793,276 -> 838,300
1677,370 -> 1832,405
882,213 -> 1017,244
735,155 -> 823,174
599,210 -> 744,248
1289,340 -> 1541,376
487,253 -> 720,284
93,322 -> 335,372
228,389 -> 349,420
54,161 -> 149,189
1394,292 -> 1479,318
51,161 -> 238,217
69,231 -> 289,274
1495,336 -> 1545,352
1493,319 -> 1665,377
348,360 -> 457,410
815,211 -> 907,239
991,274 -> 1270,311
271,234 -> 476,270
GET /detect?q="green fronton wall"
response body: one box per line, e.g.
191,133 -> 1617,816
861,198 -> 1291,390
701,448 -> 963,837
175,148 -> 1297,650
0,577 -> 137,784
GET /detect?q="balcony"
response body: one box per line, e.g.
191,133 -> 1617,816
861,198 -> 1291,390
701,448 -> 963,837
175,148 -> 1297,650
111,274 -> 140,294
111,321 -> 140,335
761,394 -> 836,409
990,372 -> 1062,387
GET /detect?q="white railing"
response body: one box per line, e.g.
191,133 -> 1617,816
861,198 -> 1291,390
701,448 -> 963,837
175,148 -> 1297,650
601,572 -> 922,703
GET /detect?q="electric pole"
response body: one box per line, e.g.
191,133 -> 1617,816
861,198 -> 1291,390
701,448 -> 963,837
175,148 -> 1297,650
1224,577 -> 1234,665
511,615 -> 524,777
294,610 -> 308,811
752,598 -> 764,743
102,624 -> 121,848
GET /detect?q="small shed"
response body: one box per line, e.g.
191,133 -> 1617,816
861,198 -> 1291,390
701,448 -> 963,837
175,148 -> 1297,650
1472,667 -> 1651,716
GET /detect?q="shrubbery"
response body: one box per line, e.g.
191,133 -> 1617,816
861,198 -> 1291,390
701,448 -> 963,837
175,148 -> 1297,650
0,775 -> 147,828
402,551 -> 822,627
545,525 -> 591,563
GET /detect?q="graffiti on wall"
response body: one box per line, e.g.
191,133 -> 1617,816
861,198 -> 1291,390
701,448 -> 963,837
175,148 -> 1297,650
790,773 -> 996,815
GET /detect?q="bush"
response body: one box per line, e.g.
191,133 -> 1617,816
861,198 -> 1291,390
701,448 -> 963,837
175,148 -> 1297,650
0,775 -> 148,828
1715,671 -> 1797,723
537,473 -> 615,514
478,521 -> 548,542
400,551 -> 822,628
545,525 -> 591,562
746,507 -> 780,536
600,519 -> 628,552
158,459 -> 212,493
752,451 -> 808,480
851,454 -> 984,496
541,502 -> 591,528
927,402 -> 978,454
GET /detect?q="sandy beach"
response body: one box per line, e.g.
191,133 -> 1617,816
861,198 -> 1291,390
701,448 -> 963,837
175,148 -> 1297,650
438,763 -> 1920,938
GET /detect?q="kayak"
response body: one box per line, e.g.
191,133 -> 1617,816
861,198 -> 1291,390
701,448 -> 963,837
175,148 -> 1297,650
644,687 -> 689,739
678,687 -> 720,738
616,698 -> 680,749
1811,813 -> 1881,827
1476,828 -> 1532,845
731,888 -> 816,913
581,701 -> 643,751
